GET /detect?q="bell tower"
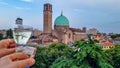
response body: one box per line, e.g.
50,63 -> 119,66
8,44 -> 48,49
43,3 -> 52,34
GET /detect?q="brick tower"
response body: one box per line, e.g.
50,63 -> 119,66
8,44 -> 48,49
43,3 -> 52,34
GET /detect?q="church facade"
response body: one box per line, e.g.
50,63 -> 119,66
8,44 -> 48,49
35,3 -> 87,45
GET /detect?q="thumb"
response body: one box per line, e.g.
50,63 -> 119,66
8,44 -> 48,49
13,58 -> 35,68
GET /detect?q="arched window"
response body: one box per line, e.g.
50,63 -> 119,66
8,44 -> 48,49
68,33 -> 71,39
44,6 -> 46,10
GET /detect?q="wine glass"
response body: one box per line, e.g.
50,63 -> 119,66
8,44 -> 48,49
13,25 -> 36,68
13,25 -> 32,46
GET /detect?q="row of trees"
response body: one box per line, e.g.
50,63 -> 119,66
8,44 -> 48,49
0,29 -> 13,40
111,34 -> 120,39
31,37 -> 120,68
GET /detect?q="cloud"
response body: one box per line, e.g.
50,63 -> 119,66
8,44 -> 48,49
0,1 -> 8,5
69,0 -> 120,5
73,9 -> 84,12
51,0 -> 120,15
21,0 -> 34,3
52,0 -> 120,8
0,1 -> 31,10
15,6 -> 31,10
0,1 -> 32,10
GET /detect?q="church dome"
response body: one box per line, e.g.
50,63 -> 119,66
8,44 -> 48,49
54,13 -> 69,26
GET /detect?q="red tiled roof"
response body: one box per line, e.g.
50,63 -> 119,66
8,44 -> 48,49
114,37 -> 120,41
69,28 -> 84,32
102,40 -> 114,46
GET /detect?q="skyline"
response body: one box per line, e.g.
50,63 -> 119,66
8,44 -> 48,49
0,0 -> 120,33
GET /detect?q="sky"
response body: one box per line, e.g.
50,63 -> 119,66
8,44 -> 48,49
0,0 -> 120,33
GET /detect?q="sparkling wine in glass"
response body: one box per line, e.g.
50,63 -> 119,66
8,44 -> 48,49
13,25 -> 36,57
13,27 -> 32,45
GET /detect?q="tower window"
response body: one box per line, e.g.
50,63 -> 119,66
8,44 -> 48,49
68,33 -> 71,39
44,7 -> 46,10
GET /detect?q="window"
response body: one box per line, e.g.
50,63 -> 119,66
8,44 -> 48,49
68,33 -> 71,39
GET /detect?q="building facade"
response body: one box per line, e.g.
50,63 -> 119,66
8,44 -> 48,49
0,30 -> 7,37
88,28 -> 99,35
30,3 -> 87,45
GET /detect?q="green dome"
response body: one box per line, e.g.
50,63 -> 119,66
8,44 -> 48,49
54,14 -> 69,26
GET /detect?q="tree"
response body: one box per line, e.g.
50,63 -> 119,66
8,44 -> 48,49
6,29 -> 13,39
106,45 -> 120,68
111,34 -> 120,39
0,33 -> 3,40
31,36 -> 114,68
51,39 -> 113,68
31,43 -> 73,68
73,40 -> 113,68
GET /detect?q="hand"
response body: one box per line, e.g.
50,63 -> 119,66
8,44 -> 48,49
0,53 -> 35,68
0,39 -> 16,58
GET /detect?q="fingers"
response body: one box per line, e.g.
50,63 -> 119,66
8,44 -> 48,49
0,39 -> 15,49
9,53 -> 35,68
0,53 -> 35,68
14,58 -> 35,68
0,40 -> 9,48
8,44 -> 16,48
0,48 -> 15,58
0,39 -> 16,58
8,39 -> 15,44
9,53 -> 29,61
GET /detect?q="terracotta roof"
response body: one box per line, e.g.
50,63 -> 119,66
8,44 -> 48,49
94,36 -> 101,41
95,35 -> 105,40
28,39 -> 42,43
69,28 -> 83,32
102,40 -> 114,46
44,39 -> 53,42
114,37 -> 120,41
